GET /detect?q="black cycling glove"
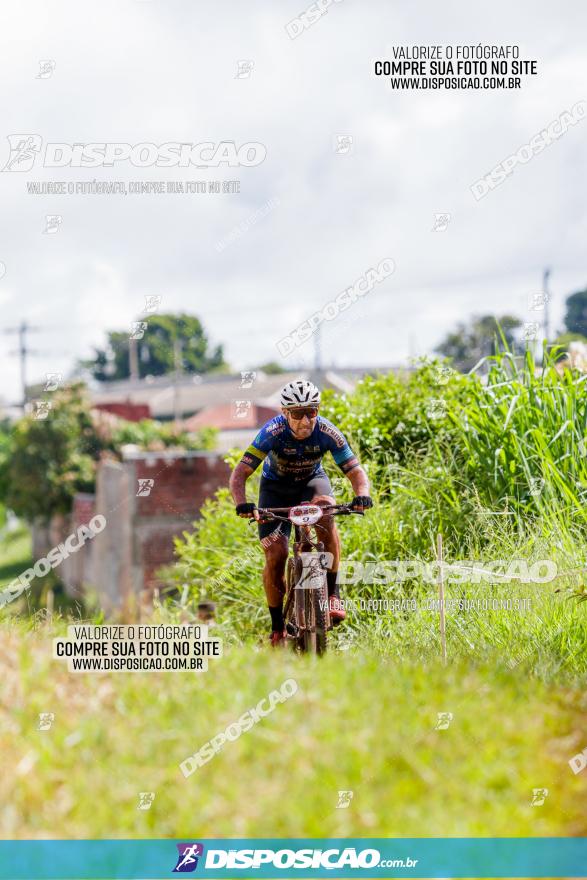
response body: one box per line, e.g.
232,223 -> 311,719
236,502 -> 257,517
350,496 -> 373,510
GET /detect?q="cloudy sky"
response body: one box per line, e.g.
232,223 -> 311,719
0,0 -> 585,404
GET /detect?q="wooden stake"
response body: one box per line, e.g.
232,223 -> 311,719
437,533 -> 447,665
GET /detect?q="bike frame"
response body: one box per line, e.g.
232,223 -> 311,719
253,503 -> 363,653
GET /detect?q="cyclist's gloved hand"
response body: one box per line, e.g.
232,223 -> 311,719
350,495 -> 373,511
236,502 -> 257,518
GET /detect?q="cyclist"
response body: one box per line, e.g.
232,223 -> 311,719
229,379 -> 372,646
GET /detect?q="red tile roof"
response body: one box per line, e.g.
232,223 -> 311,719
183,402 -> 279,431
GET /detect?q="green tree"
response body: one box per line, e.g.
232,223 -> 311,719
435,314 -> 522,372
253,361 -> 285,375
0,384 -> 218,523
0,384 -> 97,522
84,313 -> 227,381
563,289 -> 587,337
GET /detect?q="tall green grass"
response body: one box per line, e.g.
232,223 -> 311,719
169,351 -> 587,681
448,350 -> 587,521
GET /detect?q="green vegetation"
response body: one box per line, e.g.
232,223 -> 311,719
83,312 -> 227,381
563,288 -> 587,338
434,314 -> 522,371
0,383 -> 216,523
251,360 -> 286,374
4,347 -> 587,842
0,523 -> 32,590
2,615 -> 586,839
0,520 -> 97,617
107,416 -> 216,452
0,384 -> 97,520
172,351 -> 587,682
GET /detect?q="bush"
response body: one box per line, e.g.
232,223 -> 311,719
169,354 -> 587,674
0,384 -> 97,521
109,419 -> 216,452
320,360 -> 472,474
0,383 -> 218,523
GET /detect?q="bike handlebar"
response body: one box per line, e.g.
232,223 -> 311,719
252,503 -> 365,524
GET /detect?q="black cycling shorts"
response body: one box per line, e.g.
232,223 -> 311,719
257,473 -> 334,542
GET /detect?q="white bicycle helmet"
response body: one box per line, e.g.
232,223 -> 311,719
279,379 -> 321,408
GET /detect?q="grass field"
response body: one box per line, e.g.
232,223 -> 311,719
3,358 -> 587,878
2,615 -> 587,841
0,524 -> 32,590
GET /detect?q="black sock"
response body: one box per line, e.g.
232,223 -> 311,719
326,571 -> 339,599
269,605 -> 284,632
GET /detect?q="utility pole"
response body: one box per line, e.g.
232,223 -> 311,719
314,324 -> 322,372
129,336 -> 140,381
4,321 -> 40,410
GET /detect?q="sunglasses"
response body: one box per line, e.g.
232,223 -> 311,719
288,407 -> 319,420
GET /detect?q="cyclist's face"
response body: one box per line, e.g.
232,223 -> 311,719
283,407 -> 317,438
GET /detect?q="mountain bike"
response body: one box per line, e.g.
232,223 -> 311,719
254,503 -> 364,655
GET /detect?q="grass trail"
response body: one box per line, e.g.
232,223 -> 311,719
2,618 -> 586,840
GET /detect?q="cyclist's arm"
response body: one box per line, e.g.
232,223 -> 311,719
230,419 -> 278,505
346,463 -> 370,496
318,417 -> 370,499
229,461 -> 255,506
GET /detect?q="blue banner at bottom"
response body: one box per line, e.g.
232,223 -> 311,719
0,838 -> 585,879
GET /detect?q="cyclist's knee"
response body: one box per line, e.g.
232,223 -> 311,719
262,534 -> 288,566
312,493 -> 335,505
312,494 -> 336,528
322,519 -> 338,537
312,493 -> 335,508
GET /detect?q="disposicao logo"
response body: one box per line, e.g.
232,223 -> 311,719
1,135 -> 266,170
173,843 -> 204,872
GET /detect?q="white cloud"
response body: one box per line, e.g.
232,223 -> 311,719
0,0 -> 585,395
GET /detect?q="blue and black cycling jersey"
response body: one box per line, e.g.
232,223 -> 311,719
240,414 -> 359,483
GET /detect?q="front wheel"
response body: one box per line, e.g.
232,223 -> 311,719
284,556 -> 329,655
302,561 -> 328,656
284,558 -> 305,652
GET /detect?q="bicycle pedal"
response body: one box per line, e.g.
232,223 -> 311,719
285,622 -> 299,636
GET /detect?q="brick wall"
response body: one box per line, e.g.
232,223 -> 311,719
134,455 -> 230,517
132,453 -> 230,594
137,522 -> 187,592
93,458 -> 134,611
90,451 -> 230,612
29,452 -> 230,612
30,513 -> 72,599
60,493 -> 97,598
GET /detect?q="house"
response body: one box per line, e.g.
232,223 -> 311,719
89,367 -> 396,450
182,402 -> 279,453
